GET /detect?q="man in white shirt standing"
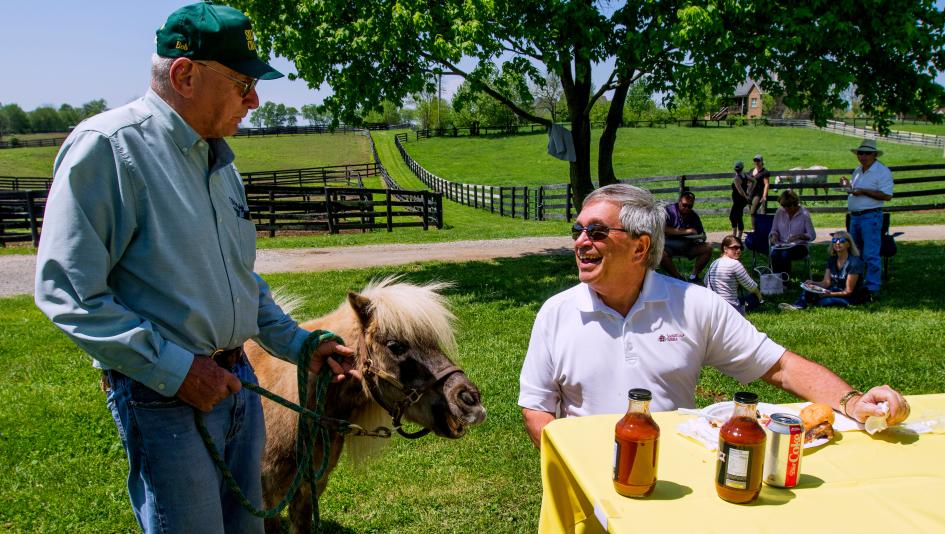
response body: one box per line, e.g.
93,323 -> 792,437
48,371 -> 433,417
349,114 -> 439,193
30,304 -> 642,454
840,139 -> 894,297
517,184 -> 908,448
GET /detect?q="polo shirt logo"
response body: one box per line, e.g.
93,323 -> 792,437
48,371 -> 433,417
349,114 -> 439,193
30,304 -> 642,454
658,333 -> 685,342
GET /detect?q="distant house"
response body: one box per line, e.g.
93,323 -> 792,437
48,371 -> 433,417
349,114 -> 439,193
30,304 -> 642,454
712,79 -> 764,119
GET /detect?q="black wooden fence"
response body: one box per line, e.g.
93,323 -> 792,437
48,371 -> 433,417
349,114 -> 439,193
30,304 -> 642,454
241,163 -> 378,188
396,134 -> 945,221
245,185 -> 442,236
0,190 -> 46,246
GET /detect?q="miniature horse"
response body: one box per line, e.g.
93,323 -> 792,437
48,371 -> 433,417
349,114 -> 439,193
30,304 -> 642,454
244,277 -> 487,533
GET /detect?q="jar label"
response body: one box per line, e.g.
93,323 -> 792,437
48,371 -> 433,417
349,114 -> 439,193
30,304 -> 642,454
719,443 -> 751,489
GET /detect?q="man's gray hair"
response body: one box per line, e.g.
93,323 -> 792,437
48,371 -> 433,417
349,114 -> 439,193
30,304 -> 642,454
150,54 -> 175,96
583,184 -> 665,270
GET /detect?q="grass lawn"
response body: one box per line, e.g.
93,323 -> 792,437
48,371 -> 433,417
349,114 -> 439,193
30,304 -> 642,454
888,123 -> 945,136
2,239 -> 943,532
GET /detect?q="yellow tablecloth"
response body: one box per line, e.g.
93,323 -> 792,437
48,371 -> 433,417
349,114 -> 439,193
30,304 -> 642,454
539,394 -> 945,533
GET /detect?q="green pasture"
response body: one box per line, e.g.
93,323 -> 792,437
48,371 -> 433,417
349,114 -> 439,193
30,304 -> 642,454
402,125 -> 943,186
889,123 -> 945,136
0,133 -> 373,177
2,239 -> 944,532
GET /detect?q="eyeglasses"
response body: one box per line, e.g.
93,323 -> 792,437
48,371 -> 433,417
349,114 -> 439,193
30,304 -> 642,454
832,237 -> 849,244
781,202 -> 799,208
571,223 -> 629,241
195,61 -> 258,98
679,203 -> 694,209
856,151 -> 875,156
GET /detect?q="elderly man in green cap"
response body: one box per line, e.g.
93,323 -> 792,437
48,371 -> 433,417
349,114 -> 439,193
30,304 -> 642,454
839,139 -> 893,297
34,3 -> 356,532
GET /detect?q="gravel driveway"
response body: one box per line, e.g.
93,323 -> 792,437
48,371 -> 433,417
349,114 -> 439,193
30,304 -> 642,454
4,225 -> 942,298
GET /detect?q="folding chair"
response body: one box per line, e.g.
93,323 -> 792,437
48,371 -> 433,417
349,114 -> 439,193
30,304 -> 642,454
745,213 -> 774,270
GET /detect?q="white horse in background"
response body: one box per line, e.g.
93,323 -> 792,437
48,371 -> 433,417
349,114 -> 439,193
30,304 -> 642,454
775,166 -> 829,199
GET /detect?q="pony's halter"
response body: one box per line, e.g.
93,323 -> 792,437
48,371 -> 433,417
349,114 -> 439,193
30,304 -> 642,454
358,335 -> 465,439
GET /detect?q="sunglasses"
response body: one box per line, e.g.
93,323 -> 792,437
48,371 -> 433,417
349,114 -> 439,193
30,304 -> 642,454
195,61 -> 258,98
679,203 -> 694,209
856,151 -> 875,156
571,223 -> 629,241
727,245 -> 743,251
832,237 -> 849,244
781,202 -> 799,208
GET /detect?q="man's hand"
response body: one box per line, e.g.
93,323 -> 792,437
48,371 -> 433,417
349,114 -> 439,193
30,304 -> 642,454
309,340 -> 359,383
176,356 -> 242,412
847,385 -> 910,425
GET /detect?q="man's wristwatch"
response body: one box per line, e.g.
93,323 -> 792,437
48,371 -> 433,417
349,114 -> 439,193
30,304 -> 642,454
839,390 -> 864,418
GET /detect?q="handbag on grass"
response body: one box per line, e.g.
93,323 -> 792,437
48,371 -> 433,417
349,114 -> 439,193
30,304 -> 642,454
755,266 -> 788,295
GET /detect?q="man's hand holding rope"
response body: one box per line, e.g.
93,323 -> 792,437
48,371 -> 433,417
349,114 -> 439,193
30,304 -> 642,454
310,339 -> 361,383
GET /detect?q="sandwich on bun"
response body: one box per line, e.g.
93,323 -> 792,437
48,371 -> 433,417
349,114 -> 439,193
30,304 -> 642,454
800,403 -> 835,443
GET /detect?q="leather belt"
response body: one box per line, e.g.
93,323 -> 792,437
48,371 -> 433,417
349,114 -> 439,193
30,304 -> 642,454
203,347 -> 244,370
850,207 -> 882,217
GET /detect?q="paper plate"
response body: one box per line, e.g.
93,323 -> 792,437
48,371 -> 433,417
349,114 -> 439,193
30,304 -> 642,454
801,281 -> 829,294
699,402 -> 827,449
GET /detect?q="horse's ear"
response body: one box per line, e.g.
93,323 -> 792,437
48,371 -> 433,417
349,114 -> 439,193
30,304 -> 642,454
347,291 -> 373,328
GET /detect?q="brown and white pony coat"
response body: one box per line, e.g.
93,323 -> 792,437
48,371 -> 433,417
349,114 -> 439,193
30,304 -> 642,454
244,278 -> 486,533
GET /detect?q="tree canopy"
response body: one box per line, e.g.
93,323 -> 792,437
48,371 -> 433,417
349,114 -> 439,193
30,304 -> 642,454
229,0 -> 945,207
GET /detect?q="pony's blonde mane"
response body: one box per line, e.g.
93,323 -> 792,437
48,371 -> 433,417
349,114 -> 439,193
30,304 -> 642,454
359,276 -> 457,356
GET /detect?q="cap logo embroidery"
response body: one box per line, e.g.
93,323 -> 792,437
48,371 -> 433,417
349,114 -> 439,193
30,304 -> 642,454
244,29 -> 256,51
175,40 -> 189,51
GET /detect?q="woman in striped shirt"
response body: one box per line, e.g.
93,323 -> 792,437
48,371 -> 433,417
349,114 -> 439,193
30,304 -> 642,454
705,235 -> 764,315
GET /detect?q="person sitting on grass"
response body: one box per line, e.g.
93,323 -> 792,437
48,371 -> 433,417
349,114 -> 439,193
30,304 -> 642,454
704,235 -> 764,316
660,190 -> 712,283
780,230 -> 870,311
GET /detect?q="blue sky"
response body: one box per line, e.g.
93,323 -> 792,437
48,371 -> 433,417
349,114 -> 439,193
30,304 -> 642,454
2,1 -> 942,117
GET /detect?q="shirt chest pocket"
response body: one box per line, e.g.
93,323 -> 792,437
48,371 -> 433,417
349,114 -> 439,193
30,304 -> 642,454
235,217 -> 257,269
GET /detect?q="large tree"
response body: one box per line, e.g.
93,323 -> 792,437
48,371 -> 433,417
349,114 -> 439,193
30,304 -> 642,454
230,0 -> 945,209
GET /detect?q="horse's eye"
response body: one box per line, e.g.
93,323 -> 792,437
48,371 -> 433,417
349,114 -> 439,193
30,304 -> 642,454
385,340 -> 409,356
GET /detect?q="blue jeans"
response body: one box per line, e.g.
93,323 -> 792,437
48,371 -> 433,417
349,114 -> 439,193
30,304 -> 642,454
106,357 -> 265,534
795,291 -> 852,309
849,210 -> 883,293
770,245 -> 808,278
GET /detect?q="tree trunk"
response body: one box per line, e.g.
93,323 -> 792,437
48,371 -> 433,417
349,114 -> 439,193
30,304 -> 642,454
561,54 -> 595,211
598,80 -> 630,187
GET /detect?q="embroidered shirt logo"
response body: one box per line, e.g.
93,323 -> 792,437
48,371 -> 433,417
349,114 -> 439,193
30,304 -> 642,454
230,197 -> 251,220
658,333 -> 686,342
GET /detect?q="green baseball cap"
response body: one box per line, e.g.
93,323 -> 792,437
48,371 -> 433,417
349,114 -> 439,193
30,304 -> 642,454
156,1 -> 283,80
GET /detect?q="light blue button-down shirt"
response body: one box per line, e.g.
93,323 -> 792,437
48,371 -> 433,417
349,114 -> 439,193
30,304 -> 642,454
35,89 -> 309,395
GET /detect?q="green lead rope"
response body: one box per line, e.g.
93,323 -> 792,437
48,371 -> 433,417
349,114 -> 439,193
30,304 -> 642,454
194,329 -> 344,532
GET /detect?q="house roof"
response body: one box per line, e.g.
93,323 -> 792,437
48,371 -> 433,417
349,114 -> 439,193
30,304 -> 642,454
733,79 -> 762,97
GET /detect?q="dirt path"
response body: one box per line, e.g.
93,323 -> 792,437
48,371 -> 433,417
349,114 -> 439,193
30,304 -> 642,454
3,225 -> 942,298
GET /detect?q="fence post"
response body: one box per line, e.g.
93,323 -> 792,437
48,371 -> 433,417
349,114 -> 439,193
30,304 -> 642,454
325,188 -> 336,234
511,187 -> 517,218
499,187 -> 505,216
422,191 -> 430,230
490,186 -> 494,213
537,186 -> 544,221
679,175 -> 687,195
268,190 -> 276,238
524,186 -> 529,220
25,191 -> 40,247
386,189 -> 393,232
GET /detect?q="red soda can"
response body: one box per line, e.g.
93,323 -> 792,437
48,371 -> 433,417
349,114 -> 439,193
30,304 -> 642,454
762,413 -> 804,488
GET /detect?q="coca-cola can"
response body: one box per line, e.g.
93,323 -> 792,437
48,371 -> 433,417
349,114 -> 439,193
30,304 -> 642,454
762,413 -> 804,488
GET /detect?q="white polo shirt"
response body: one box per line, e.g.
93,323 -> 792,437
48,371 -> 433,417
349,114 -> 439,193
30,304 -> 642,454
518,271 -> 785,416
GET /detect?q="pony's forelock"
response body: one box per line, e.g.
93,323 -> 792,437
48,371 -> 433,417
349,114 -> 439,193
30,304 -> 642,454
359,276 -> 457,356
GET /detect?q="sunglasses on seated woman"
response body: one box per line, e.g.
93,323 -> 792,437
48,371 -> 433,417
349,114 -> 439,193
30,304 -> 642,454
571,223 -> 629,241
832,237 -> 848,244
